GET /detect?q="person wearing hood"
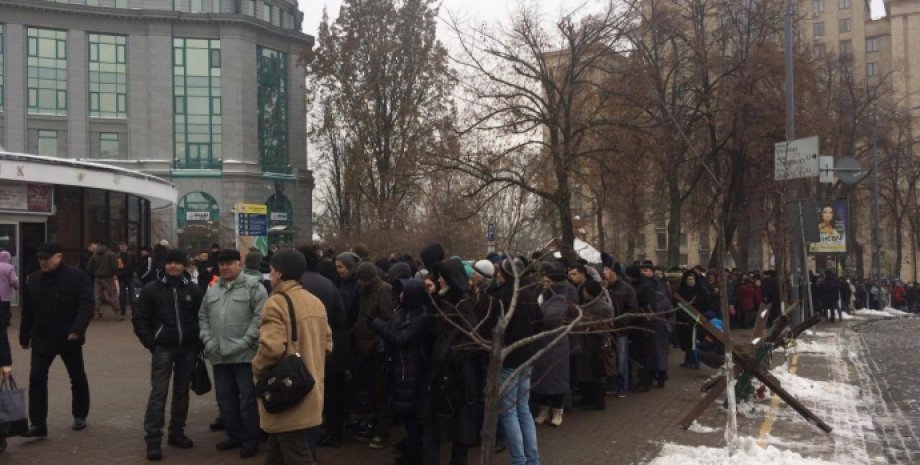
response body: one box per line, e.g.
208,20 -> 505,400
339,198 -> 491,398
86,244 -> 122,319
531,263 -> 574,427
422,257 -> 480,465
355,261 -> 394,449
132,249 -> 204,461
387,262 -> 413,285
369,279 -> 432,465
573,280 -> 614,412
676,270 -> 708,369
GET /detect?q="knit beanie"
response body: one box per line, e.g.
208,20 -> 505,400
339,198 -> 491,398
270,249 -> 306,281
472,260 -> 495,279
164,248 -> 188,266
584,280 -> 604,298
625,264 -> 642,279
336,252 -> 359,271
387,262 -> 412,283
356,261 -> 378,282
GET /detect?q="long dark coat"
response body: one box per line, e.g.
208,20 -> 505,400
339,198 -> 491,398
532,282 -> 573,396
573,297 -> 614,384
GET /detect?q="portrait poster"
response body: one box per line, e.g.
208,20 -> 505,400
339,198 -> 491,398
809,200 -> 847,254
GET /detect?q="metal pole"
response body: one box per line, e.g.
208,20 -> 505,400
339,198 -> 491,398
798,200 -> 813,322
784,0 -> 795,141
872,122 -> 882,287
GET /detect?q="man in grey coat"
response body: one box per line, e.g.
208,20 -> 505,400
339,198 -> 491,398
199,249 -> 267,459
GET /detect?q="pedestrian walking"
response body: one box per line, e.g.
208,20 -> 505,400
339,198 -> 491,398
19,242 -> 94,438
199,249 -> 267,458
117,242 -> 139,318
0,250 -> 14,454
86,244 -> 121,319
252,249 -> 332,465
133,249 -> 204,461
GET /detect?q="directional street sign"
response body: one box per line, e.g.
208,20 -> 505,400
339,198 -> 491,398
775,136 -> 820,180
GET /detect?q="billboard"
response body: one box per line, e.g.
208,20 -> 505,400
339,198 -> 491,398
808,200 -> 847,254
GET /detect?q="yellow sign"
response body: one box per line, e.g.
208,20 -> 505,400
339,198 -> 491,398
237,203 -> 267,214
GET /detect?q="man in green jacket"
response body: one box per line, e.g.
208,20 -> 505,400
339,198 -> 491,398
199,249 -> 267,459
354,261 -> 394,449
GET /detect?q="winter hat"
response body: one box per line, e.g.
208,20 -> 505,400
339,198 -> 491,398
159,239 -> 170,247
500,257 -> 524,278
164,249 -> 188,266
419,242 -> 446,271
625,264 -> 642,279
601,252 -> 615,269
270,249 -> 307,281
335,252 -> 359,271
472,260 -> 495,279
244,251 -> 263,270
584,280 -> 604,298
356,261 -> 379,282
640,260 -> 654,270
541,261 -> 567,282
462,261 -> 474,279
387,262 -> 412,283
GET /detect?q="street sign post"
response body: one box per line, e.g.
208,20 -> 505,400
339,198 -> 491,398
775,136 -> 820,180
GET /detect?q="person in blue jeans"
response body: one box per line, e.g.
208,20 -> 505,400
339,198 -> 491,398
602,259 -> 638,398
481,258 -> 542,465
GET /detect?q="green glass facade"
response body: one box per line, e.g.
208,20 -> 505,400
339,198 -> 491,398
0,25 -> 4,111
27,28 -> 67,115
173,38 -> 222,169
258,46 -> 288,172
89,34 -> 127,118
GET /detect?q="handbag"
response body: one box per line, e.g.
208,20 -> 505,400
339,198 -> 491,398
191,353 -> 212,395
255,292 -> 315,414
592,336 -> 617,378
0,376 -> 28,437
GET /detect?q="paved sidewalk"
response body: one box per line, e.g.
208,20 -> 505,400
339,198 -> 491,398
3,309 -> 889,465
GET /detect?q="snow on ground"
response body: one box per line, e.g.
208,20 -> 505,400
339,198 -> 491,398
647,436 -> 839,465
688,420 -> 720,433
770,366 -> 860,404
792,339 -> 837,355
852,308 -> 910,318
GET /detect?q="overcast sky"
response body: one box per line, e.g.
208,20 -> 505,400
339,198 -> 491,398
297,0 -> 888,39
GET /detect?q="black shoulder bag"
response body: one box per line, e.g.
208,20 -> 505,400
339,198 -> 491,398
255,292 -> 315,413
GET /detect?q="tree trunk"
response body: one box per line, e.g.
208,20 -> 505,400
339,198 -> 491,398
667,171 -> 682,268
479,325 -> 505,465
596,198 -> 606,254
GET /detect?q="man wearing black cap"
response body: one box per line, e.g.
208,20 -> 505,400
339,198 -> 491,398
199,249 -> 268,458
133,249 -> 204,460
19,242 -> 94,437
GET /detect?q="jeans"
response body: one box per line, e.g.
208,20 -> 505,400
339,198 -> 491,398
29,347 -> 90,426
498,367 -> 539,465
144,345 -> 197,443
118,276 -> 135,314
213,363 -> 260,446
265,429 -> 315,465
614,335 -> 629,393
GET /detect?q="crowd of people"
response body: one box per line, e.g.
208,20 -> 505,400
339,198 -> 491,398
0,238 -> 916,464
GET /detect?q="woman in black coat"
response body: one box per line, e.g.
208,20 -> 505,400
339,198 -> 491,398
370,278 -> 432,465
676,270 -> 709,369
421,257 -> 481,465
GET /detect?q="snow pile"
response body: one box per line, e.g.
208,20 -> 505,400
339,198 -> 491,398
648,436 -> 838,465
687,421 -> 719,433
769,366 -> 859,404
793,339 -> 838,355
852,308 -> 909,318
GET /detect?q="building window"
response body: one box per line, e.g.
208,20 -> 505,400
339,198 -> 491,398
262,2 -> 271,22
191,0 -> 203,12
245,0 -> 255,15
115,0 -> 129,7
813,22 -> 824,37
839,40 -> 852,58
89,34 -> 127,118
258,47 -> 289,172
0,25 -> 4,111
813,43 -> 826,57
866,37 -> 879,53
99,133 -> 119,158
38,130 -> 58,157
680,232 -> 688,247
813,0 -> 824,16
272,6 -> 281,26
655,227 -> 666,251
699,230 -> 710,252
27,28 -> 67,115
839,0 -> 850,8
867,62 -> 879,76
839,18 -> 851,33
680,253 -> 689,267
212,0 -> 221,12
86,0 -> 99,5
174,38 -> 222,170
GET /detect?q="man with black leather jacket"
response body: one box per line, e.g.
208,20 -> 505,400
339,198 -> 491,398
133,249 -> 204,461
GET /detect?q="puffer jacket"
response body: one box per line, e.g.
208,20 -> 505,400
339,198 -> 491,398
199,272 -> 267,364
369,279 -> 432,415
133,272 -> 204,350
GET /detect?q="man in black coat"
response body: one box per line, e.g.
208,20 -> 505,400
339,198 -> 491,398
132,249 -> 204,460
19,242 -> 94,437
298,245 -> 349,448
116,242 -> 139,317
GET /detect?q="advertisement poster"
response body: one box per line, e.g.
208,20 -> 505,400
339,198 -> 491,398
236,203 -> 268,255
0,183 -> 53,213
809,200 -> 847,254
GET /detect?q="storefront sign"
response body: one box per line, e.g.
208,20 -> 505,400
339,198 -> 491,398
237,203 -> 268,254
0,182 -> 54,214
186,211 -> 211,221
270,212 -> 288,222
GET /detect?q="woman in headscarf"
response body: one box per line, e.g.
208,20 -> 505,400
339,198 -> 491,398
676,270 -> 709,369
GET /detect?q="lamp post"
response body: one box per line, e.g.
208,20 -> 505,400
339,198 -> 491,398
872,119 -> 881,285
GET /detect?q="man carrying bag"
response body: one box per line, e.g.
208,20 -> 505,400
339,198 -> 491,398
252,250 -> 332,465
